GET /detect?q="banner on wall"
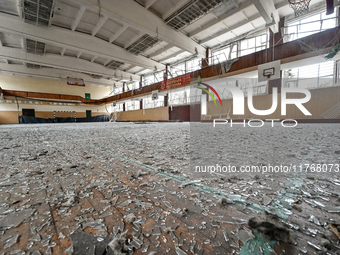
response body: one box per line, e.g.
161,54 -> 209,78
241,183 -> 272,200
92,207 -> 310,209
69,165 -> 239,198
160,73 -> 190,91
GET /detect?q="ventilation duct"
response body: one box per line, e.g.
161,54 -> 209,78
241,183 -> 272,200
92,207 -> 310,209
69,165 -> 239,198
126,35 -> 159,55
165,0 -> 225,30
23,0 -> 55,26
105,60 -> 124,69
26,63 -> 41,69
26,39 -> 46,54
90,74 -> 104,79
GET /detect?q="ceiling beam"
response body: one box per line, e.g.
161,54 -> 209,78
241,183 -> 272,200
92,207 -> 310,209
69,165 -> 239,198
124,32 -> 142,49
71,6 -> 86,31
68,0 -> 206,57
60,47 -> 66,56
125,64 -> 137,72
136,68 -> 148,75
148,44 -> 174,58
251,0 -> 279,33
0,63 -> 123,87
158,50 -> 185,63
109,24 -> 128,43
145,0 -> 157,9
16,0 -> 23,18
20,37 -> 25,50
188,0 -> 253,38
199,13 -> 262,45
162,0 -> 190,20
103,59 -> 111,66
0,47 -> 140,81
91,15 -> 108,36
0,13 -> 164,70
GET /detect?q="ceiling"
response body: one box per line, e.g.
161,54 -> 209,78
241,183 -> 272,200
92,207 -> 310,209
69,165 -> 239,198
0,0 -> 326,88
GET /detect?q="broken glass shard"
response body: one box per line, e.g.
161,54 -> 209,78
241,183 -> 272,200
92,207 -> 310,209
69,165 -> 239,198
117,199 -> 132,208
111,196 -> 119,206
131,238 -> 143,249
307,241 -> 322,251
176,247 -> 188,255
153,226 -> 161,236
213,216 -> 246,224
118,219 -> 124,232
223,231 -> 229,242
4,234 -> 20,249
29,234 -> 41,242
27,241 -> 34,249
163,201 -> 172,208
189,238 -> 196,253
0,209 -> 35,229
323,206 -> 340,213
308,215 -> 320,225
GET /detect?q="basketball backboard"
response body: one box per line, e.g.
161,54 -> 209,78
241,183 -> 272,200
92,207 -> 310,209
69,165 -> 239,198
258,60 -> 281,82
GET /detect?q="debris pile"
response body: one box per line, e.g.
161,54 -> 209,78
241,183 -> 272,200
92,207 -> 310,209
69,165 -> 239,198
0,122 -> 339,254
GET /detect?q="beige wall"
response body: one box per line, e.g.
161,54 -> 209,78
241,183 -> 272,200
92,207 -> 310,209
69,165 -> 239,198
206,86 -> 340,119
0,111 -> 108,124
0,74 -> 111,99
118,107 -> 169,121
0,74 -> 112,124
0,111 -> 20,124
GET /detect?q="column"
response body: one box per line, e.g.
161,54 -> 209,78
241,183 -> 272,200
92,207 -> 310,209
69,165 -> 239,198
201,48 -> 211,68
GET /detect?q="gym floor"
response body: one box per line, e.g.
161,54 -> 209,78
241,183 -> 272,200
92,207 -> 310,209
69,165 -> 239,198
0,122 -> 339,254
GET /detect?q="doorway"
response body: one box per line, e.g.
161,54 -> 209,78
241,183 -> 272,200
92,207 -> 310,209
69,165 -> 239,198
86,110 -> 92,118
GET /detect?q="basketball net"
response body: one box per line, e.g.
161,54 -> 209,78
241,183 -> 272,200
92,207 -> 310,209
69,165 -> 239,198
288,0 -> 311,17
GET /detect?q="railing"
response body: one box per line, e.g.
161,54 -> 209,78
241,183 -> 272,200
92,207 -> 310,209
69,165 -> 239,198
321,101 -> 340,119
109,111 -> 121,122
200,52 -> 228,68
168,95 -> 201,106
143,100 -> 164,109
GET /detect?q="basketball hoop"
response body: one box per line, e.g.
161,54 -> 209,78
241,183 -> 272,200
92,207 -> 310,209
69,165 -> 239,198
288,0 -> 311,17
263,67 -> 275,79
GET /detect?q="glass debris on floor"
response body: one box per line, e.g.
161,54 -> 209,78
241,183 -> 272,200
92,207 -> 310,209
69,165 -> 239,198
0,123 -> 339,254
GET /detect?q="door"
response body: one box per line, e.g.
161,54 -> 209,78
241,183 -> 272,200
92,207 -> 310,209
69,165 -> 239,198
22,109 -> 35,117
86,110 -> 92,118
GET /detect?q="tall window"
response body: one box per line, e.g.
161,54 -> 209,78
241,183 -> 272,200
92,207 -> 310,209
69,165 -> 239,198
283,61 -> 335,89
154,71 -> 164,83
239,33 -> 269,57
212,31 -> 269,63
212,44 -> 236,64
168,87 -> 194,106
186,57 -> 201,73
143,95 -> 164,109
143,74 -> 154,86
126,101 -> 140,111
112,103 -> 123,112
171,62 -> 186,77
285,10 -> 337,42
